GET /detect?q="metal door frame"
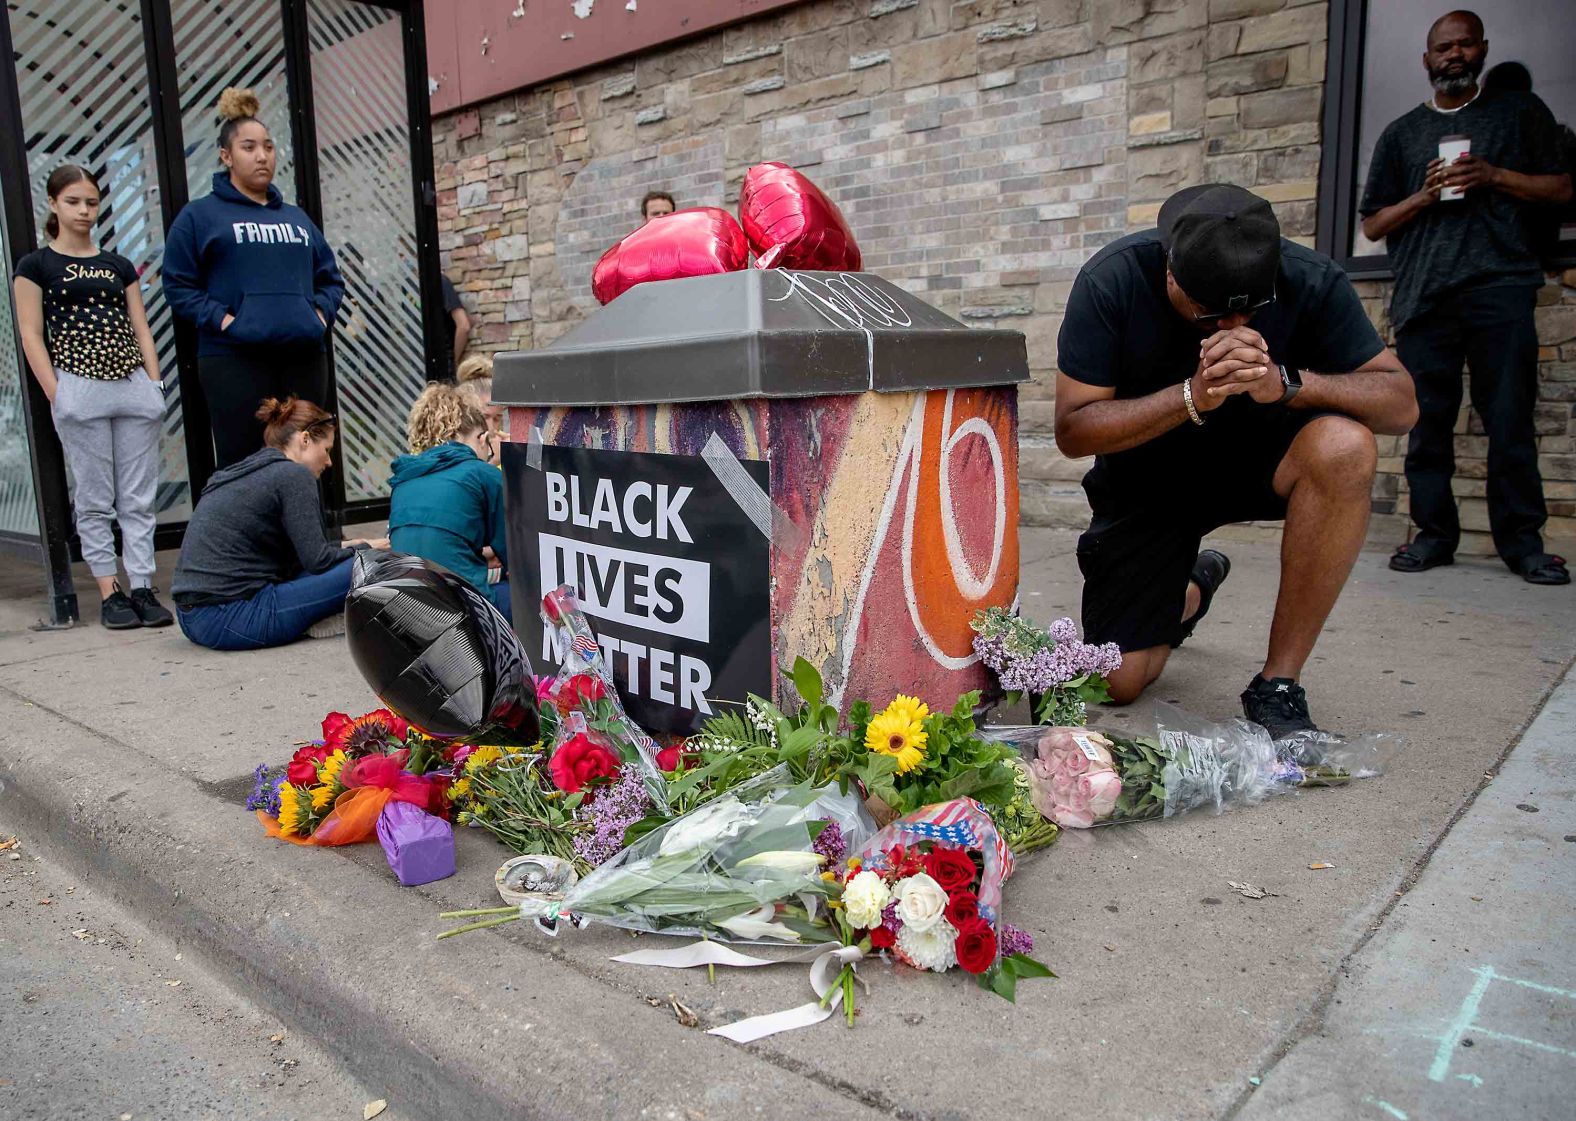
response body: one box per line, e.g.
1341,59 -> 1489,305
0,0 -> 443,624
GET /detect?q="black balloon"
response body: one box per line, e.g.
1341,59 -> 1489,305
345,551 -> 541,744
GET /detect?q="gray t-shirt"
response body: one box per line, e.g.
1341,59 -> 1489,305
1359,88 -> 1564,332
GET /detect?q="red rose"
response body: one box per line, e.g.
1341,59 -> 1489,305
953,917 -> 998,975
944,890 -> 980,929
320,712 -> 354,744
656,744 -> 684,772
549,733 -> 620,793
554,674 -> 607,712
287,744 -> 331,786
542,587 -> 571,623
869,925 -> 896,950
923,846 -> 977,894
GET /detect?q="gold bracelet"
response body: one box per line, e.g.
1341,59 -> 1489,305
1182,378 -> 1205,426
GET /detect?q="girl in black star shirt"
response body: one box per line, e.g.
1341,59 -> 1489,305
12,165 -> 174,629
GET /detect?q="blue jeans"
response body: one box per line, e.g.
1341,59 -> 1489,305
177,559 -> 354,651
487,579 -> 512,625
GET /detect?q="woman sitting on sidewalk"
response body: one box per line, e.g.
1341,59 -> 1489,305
172,397 -> 386,650
388,383 -> 511,622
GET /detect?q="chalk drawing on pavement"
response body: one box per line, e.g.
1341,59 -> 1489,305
1428,964 -> 1576,1084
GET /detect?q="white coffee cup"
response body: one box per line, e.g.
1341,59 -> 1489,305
1438,135 -> 1471,200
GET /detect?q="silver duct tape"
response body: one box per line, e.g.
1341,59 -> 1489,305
700,431 -> 776,539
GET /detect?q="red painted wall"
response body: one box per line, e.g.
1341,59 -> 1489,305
426,0 -> 809,116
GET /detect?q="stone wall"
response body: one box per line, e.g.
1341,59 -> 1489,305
431,0 -> 1576,556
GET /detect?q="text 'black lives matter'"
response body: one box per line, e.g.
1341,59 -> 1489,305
502,442 -> 772,735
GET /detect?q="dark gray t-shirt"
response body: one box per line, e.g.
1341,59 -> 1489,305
1360,89 -> 1564,332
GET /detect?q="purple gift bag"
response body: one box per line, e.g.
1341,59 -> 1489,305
376,802 -> 456,886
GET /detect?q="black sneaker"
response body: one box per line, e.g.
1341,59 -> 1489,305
129,586 -> 174,628
101,586 -> 141,630
1174,549 -> 1231,648
1241,674 -> 1318,739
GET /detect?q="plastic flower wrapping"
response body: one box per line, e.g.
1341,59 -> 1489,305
984,704 -> 1398,829
506,775 -> 875,942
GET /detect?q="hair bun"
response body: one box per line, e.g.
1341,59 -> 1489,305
218,87 -> 261,121
254,396 -> 294,424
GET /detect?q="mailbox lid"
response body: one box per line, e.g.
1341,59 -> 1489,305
493,269 -> 1029,407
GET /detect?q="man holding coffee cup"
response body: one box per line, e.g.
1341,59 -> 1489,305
1360,9 -> 1573,585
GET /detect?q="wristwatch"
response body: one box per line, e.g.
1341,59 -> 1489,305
1277,363 -> 1302,405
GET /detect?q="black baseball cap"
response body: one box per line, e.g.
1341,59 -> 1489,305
1158,184 -> 1280,314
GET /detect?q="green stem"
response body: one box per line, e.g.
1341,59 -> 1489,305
438,905 -> 518,919
436,914 -> 520,939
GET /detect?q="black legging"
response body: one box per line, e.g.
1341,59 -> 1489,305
197,350 -> 330,468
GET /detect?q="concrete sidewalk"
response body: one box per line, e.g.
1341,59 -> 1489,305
0,529 -> 1573,1120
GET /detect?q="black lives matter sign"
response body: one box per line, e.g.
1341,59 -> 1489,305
502,443 -> 772,735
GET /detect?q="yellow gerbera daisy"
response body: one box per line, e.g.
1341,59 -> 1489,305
884,694 -> 930,728
276,783 -> 311,838
449,777 -> 472,801
865,701 -> 929,774
464,744 -> 504,774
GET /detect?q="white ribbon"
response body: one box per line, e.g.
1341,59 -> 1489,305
611,939 -> 867,1042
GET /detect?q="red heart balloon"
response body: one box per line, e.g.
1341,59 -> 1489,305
739,162 -> 862,272
591,207 -> 749,305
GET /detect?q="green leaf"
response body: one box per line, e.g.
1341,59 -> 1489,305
989,965 -> 1018,1002
790,657 -> 823,708
1004,953 -> 1056,980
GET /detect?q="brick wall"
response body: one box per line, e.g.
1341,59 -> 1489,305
431,0 -> 1576,556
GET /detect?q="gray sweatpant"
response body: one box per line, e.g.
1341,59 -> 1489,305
51,367 -> 165,586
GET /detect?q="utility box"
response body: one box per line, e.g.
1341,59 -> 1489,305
496,269 -> 1026,736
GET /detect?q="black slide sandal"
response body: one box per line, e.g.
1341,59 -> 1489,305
1389,543 -> 1453,573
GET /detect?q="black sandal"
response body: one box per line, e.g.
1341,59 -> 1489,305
1389,543 -> 1453,573
1174,549 -> 1230,648
1518,553 -> 1571,586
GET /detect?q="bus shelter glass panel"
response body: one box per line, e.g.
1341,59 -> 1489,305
308,0 -> 427,503
0,203 -> 40,538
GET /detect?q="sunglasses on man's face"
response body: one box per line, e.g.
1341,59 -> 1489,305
1190,290 -> 1276,324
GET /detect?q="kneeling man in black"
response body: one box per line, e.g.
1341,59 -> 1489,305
1055,184 -> 1419,737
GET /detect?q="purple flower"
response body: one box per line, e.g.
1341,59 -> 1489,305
880,902 -> 901,933
999,922 -> 1034,957
812,821 -> 846,865
972,632 -> 1010,673
1049,617 -> 1078,645
244,764 -> 282,817
572,765 -> 653,866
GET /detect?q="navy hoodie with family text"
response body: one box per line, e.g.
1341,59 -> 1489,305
162,172 -> 344,357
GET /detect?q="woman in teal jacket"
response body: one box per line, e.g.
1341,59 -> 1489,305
389,384 -> 511,621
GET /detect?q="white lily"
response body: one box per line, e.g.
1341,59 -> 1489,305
717,904 -> 801,943
732,850 -> 826,875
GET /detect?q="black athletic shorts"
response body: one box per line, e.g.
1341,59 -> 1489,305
1077,410 -> 1330,653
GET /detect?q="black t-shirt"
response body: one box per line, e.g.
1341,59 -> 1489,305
441,274 -> 464,364
1359,89 -> 1564,331
13,246 -> 144,380
1057,230 -> 1385,515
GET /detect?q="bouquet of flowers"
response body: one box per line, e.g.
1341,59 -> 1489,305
438,778 -> 871,941
970,607 -> 1121,726
989,705 -> 1397,829
539,585 -> 669,810
829,799 -> 1053,1005
250,708 -> 460,845
668,659 -> 1059,854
